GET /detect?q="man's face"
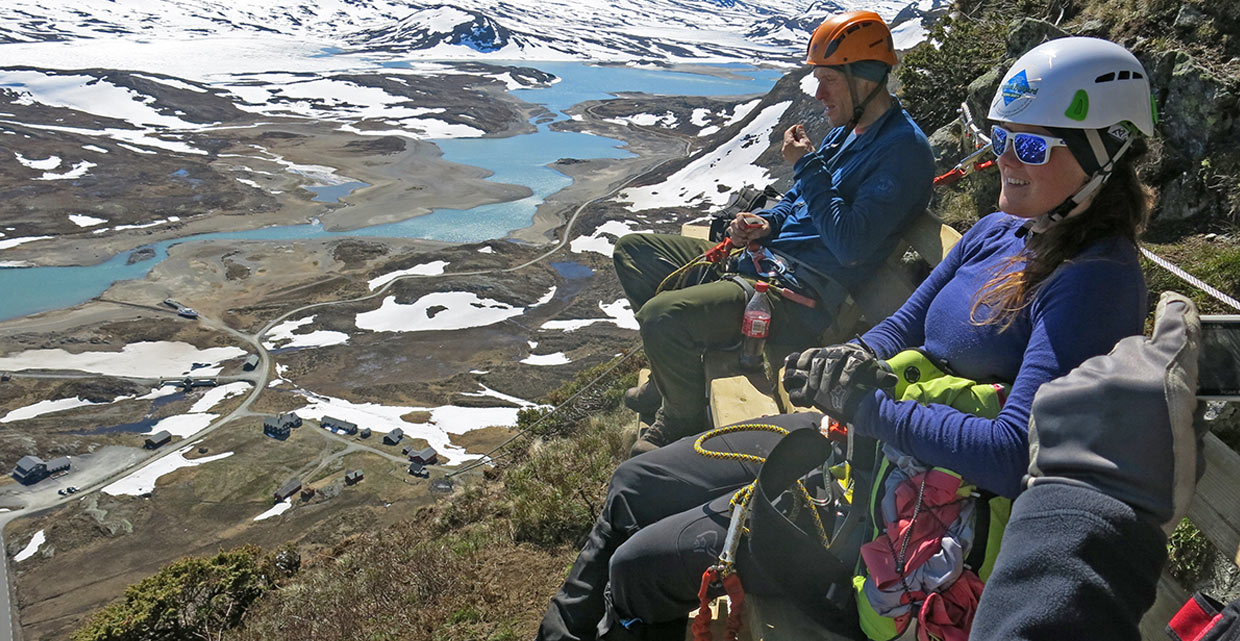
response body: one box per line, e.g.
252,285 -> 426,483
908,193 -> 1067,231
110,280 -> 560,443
813,66 -> 854,128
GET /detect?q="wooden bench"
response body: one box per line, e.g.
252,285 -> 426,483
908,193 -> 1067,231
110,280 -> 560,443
1138,432 -> 1240,640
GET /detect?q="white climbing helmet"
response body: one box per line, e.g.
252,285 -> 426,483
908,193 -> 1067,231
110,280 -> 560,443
989,36 -> 1155,137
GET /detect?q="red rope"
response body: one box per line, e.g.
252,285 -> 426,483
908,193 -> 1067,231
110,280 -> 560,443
692,568 -> 748,641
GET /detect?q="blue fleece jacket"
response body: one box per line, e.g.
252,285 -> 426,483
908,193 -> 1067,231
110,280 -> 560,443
854,213 -> 1147,497
751,102 -> 934,291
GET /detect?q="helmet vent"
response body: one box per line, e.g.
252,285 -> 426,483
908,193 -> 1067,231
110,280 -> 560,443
1095,70 -> 1143,83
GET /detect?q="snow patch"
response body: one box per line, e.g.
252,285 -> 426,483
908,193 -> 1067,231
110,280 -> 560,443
263,315 -> 349,350
367,260 -> 450,290
620,100 -> 789,211
355,291 -> 524,333
293,386 -> 536,465
1,396 -> 96,423
189,382 -> 251,413
253,500 -> 292,521
103,444 -> 234,496
145,413 -> 217,438
14,153 -> 60,170
521,352 -> 571,366
69,213 -> 108,227
541,299 -> 639,332
14,530 -> 45,562
569,220 -> 651,257
0,341 -> 246,378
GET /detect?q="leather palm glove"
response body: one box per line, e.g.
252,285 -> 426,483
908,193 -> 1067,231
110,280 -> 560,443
1026,291 -> 1203,533
782,344 -> 896,423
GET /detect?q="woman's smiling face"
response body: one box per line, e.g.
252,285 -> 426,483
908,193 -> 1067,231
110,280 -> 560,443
996,123 -> 1089,218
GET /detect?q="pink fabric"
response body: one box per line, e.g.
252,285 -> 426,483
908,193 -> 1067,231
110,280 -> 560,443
917,570 -> 985,641
860,469 -> 964,589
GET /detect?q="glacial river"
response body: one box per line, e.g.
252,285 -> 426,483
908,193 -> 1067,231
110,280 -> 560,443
0,62 -> 779,322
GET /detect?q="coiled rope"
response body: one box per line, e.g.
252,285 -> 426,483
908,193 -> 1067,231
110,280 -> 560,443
693,423 -> 831,548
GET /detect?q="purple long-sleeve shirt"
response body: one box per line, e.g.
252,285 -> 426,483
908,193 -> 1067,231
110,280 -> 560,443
853,212 -> 1147,497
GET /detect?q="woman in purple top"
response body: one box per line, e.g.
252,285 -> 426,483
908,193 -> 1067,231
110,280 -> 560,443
537,37 -> 1158,641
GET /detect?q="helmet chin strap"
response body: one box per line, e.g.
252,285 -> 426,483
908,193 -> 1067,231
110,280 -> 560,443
1016,134 -> 1134,238
843,65 -> 889,131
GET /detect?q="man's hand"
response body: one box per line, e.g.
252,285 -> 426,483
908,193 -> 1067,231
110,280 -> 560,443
728,212 -> 770,247
1026,291 -> 1203,533
782,124 -> 815,165
782,344 -> 895,424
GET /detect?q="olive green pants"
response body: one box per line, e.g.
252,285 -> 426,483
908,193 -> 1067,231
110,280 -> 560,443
613,233 -> 836,427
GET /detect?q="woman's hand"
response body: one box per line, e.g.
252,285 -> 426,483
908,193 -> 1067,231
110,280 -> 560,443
782,344 -> 896,423
782,124 -> 815,165
728,212 -> 770,247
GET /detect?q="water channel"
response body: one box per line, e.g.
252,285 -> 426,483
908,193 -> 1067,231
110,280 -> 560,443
0,62 -> 780,321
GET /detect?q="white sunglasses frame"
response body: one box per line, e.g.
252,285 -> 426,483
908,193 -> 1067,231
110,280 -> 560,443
991,125 -> 1068,166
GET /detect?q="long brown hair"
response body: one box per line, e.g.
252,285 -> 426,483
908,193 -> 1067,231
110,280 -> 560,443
970,141 -> 1152,331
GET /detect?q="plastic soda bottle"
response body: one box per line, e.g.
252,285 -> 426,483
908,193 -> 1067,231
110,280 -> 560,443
739,281 -> 771,371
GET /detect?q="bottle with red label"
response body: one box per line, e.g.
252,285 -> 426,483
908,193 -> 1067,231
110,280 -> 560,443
739,281 -> 771,372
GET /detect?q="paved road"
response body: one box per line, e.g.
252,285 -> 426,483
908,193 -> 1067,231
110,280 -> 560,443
0,519 -> 15,641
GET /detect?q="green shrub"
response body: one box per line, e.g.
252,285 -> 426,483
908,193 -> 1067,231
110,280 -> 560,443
73,545 -> 282,641
897,16 -> 1009,135
504,413 -> 629,546
1167,518 -> 1212,584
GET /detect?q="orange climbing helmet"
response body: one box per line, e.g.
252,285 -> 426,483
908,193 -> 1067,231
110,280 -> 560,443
804,11 -> 898,67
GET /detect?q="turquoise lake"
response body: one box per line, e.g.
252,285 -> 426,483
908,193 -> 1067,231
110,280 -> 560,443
0,62 -> 781,322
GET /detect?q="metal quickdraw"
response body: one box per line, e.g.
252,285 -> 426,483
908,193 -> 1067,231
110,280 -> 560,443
934,102 -> 997,187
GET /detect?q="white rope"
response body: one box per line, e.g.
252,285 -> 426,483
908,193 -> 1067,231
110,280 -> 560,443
1140,246 -> 1240,312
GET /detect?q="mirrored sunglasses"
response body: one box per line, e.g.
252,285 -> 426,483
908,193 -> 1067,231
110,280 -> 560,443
991,125 -> 1068,166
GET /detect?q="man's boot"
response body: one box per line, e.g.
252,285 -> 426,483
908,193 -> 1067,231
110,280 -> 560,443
629,408 -> 702,458
623,380 -> 662,424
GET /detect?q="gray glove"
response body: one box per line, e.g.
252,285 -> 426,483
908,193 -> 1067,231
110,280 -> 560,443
1027,291 -> 1203,533
782,344 -> 896,423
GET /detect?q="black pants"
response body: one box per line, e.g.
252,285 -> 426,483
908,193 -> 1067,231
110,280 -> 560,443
536,413 -> 828,641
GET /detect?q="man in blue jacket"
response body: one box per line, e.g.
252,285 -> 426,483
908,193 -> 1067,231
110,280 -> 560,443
614,10 -> 935,456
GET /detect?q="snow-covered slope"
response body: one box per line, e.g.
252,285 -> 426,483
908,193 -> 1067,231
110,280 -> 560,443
0,0 -> 947,64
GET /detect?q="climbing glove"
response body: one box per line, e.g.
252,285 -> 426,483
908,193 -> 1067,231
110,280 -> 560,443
1026,291 -> 1203,533
782,343 -> 896,424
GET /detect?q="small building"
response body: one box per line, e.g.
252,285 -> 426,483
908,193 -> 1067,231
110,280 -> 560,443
263,416 -> 291,440
46,456 -> 71,475
430,477 -> 454,493
321,416 -> 357,435
408,462 -> 429,478
359,427 -> 371,439
401,444 -> 416,457
409,447 -> 439,466
12,455 -> 46,485
190,378 -> 216,387
145,430 -> 172,449
274,478 -> 302,501
344,469 -> 363,485
300,487 -> 316,500
243,354 -> 260,371
279,412 -> 302,428
383,428 -> 404,446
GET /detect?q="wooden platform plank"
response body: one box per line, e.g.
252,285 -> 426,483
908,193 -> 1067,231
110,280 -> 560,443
1188,433 -> 1240,565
